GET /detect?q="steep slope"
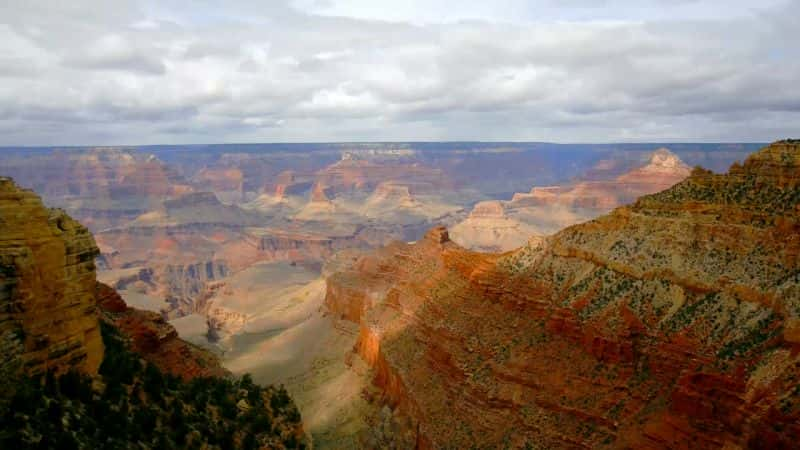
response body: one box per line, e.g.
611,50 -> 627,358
0,177 -> 103,378
96,282 -> 228,379
325,141 -> 800,449
0,178 -> 308,449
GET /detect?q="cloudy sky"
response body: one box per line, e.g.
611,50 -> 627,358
0,0 -> 797,145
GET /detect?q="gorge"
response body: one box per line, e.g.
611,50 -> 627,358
2,141 -> 797,449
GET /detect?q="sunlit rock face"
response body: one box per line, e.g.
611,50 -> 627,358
324,141 -> 800,449
452,148 -> 693,253
450,200 -> 542,253
0,177 -> 103,378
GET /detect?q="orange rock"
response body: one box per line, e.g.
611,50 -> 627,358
323,141 -> 800,449
0,177 -> 103,377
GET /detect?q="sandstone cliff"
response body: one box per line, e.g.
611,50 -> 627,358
325,141 -> 800,449
0,177 -> 103,378
0,177 -> 234,383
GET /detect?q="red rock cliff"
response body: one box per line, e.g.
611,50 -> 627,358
324,141 -> 800,449
96,283 -> 227,380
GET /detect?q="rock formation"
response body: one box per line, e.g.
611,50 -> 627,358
449,200 -> 542,252
269,171 -> 314,200
325,141 -> 800,448
193,167 -> 245,202
96,282 -> 227,379
315,156 -> 447,195
453,148 -> 693,252
0,177 -> 104,378
0,148 -> 194,231
0,176 -> 308,450
0,176 -> 230,381
366,182 -> 418,209
310,182 -> 335,204
510,147 -> 691,211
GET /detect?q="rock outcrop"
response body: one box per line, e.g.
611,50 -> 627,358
310,182 -> 335,203
0,177 -> 229,383
96,283 -> 227,379
0,177 -> 103,378
452,148 -> 693,253
449,200 -> 542,252
325,141 -> 800,449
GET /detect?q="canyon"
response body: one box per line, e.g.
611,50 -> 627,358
0,177 -> 307,449
0,141 -> 769,447
324,140 -> 800,448
450,148 -> 693,252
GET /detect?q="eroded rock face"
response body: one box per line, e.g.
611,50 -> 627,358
0,148 -> 195,231
0,178 -> 103,377
310,182 -> 335,203
96,283 -> 227,380
452,148 -> 693,253
0,177 -> 228,384
325,141 -> 800,449
315,157 -> 448,195
511,147 -> 692,211
270,171 -> 313,199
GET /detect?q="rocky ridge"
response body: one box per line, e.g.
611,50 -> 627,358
325,141 -> 800,448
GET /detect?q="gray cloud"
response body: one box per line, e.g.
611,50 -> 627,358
0,0 -> 797,145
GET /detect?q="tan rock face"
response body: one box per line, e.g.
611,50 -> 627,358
511,147 -> 691,211
453,148 -> 693,253
0,178 -> 103,377
468,200 -> 506,219
310,182 -> 334,203
324,141 -> 800,449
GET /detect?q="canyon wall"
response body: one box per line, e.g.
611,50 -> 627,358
0,177 -> 229,383
451,148 -> 692,253
96,283 -> 227,379
0,177 -> 103,378
325,141 -> 800,449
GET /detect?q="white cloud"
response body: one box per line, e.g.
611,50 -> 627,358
0,0 -> 797,145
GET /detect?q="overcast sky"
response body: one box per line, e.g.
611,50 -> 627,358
0,0 -> 797,145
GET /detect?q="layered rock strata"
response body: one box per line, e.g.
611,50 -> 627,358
325,141 -> 800,449
0,177 -> 103,378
